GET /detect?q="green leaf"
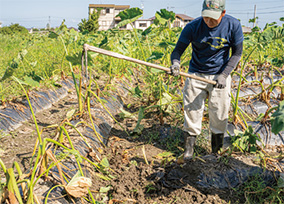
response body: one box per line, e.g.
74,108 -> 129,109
96,173 -> 112,181
66,109 -> 76,119
142,26 -> 152,36
132,107 -> 145,135
99,186 -> 111,193
155,9 -> 175,26
100,157 -> 110,168
271,100 -> 284,134
137,107 -> 145,124
99,36 -> 108,48
48,31 -> 59,39
134,86 -> 143,98
118,108 -> 134,119
278,173 -> 284,188
146,51 -> 164,61
22,76 -> 40,87
66,51 -> 86,66
259,26 -> 284,42
150,68 -> 164,74
157,152 -> 174,158
116,8 -> 143,28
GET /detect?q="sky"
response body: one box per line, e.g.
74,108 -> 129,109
0,0 -> 283,29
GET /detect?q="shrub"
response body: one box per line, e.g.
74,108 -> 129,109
78,9 -> 100,33
0,23 -> 29,35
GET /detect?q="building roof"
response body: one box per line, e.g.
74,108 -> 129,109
175,14 -> 194,21
89,4 -> 114,8
115,5 -> 130,9
89,4 -> 130,9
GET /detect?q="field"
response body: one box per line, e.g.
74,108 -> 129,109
0,11 -> 284,204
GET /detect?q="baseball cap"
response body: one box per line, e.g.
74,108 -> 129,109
202,0 -> 226,20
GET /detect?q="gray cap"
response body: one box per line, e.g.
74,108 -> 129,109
202,0 -> 226,20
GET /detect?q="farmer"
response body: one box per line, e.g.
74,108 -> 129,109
169,0 -> 243,160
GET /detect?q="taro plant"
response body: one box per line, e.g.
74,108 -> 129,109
115,8 -> 145,61
231,126 -> 261,154
271,100 -> 284,134
48,20 -> 83,112
231,24 -> 284,128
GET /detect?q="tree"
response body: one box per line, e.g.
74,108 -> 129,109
78,9 -> 100,33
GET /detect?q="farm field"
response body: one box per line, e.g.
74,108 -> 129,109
0,10 -> 284,204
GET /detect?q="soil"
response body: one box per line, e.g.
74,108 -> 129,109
0,77 -> 283,204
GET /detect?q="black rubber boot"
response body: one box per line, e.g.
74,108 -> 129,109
211,133 -> 224,154
183,131 -> 196,161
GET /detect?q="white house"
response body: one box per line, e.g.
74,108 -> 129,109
89,4 -> 132,30
0,21 -> 2,28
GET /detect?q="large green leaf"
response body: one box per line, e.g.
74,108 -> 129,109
116,8 -> 143,28
0,49 -> 28,82
271,100 -> 284,134
142,26 -> 152,36
154,9 -> 175,26
259,26 -> 284,42
48,31 -> 59,39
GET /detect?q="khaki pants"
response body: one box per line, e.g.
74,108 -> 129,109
183,73 -> 231,136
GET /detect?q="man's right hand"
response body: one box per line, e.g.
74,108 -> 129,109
169,62 -> 180,76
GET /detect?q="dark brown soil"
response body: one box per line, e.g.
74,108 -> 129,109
0,77 -> 283,204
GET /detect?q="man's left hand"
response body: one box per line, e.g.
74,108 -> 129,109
215,74 -> 227,89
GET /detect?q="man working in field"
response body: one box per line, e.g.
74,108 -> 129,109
170,0 -> 243,160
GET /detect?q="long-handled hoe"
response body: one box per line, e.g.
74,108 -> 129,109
82,44 -> 217,86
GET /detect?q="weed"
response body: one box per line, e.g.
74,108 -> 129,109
235,173 -> 283,203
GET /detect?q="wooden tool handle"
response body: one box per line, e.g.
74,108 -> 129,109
84,44 -> 217,85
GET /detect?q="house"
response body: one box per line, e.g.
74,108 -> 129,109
0,21 -> 2,28
148,14 -> 194,28
88,4 -> 194,31
172,14 -> 194,28
89,4 -> 131,30
133,19 -> 153,30
242,26 -> 252,34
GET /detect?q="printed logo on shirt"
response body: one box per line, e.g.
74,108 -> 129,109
201,37 -> 228,49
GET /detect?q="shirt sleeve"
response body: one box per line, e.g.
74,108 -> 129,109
170,24 -> 192,64
232,20 -> 244,46
221,41 -> 243,77
171,41 -> 189,64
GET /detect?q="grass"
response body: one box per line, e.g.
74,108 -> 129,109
234,173 -> 284,203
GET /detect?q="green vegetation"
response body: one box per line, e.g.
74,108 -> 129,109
0,23 -> 29,35
78,9 -> 100,33
0,8 -> 284,204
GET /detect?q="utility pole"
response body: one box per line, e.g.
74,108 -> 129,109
141,0 -> 144,18
46,16 -> 51,30
253,5 -> 256,27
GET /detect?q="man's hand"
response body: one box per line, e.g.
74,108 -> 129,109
169,62 -> 180,76
215,74 -> 227,89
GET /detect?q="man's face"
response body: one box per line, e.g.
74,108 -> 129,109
203,10 -> 226,28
